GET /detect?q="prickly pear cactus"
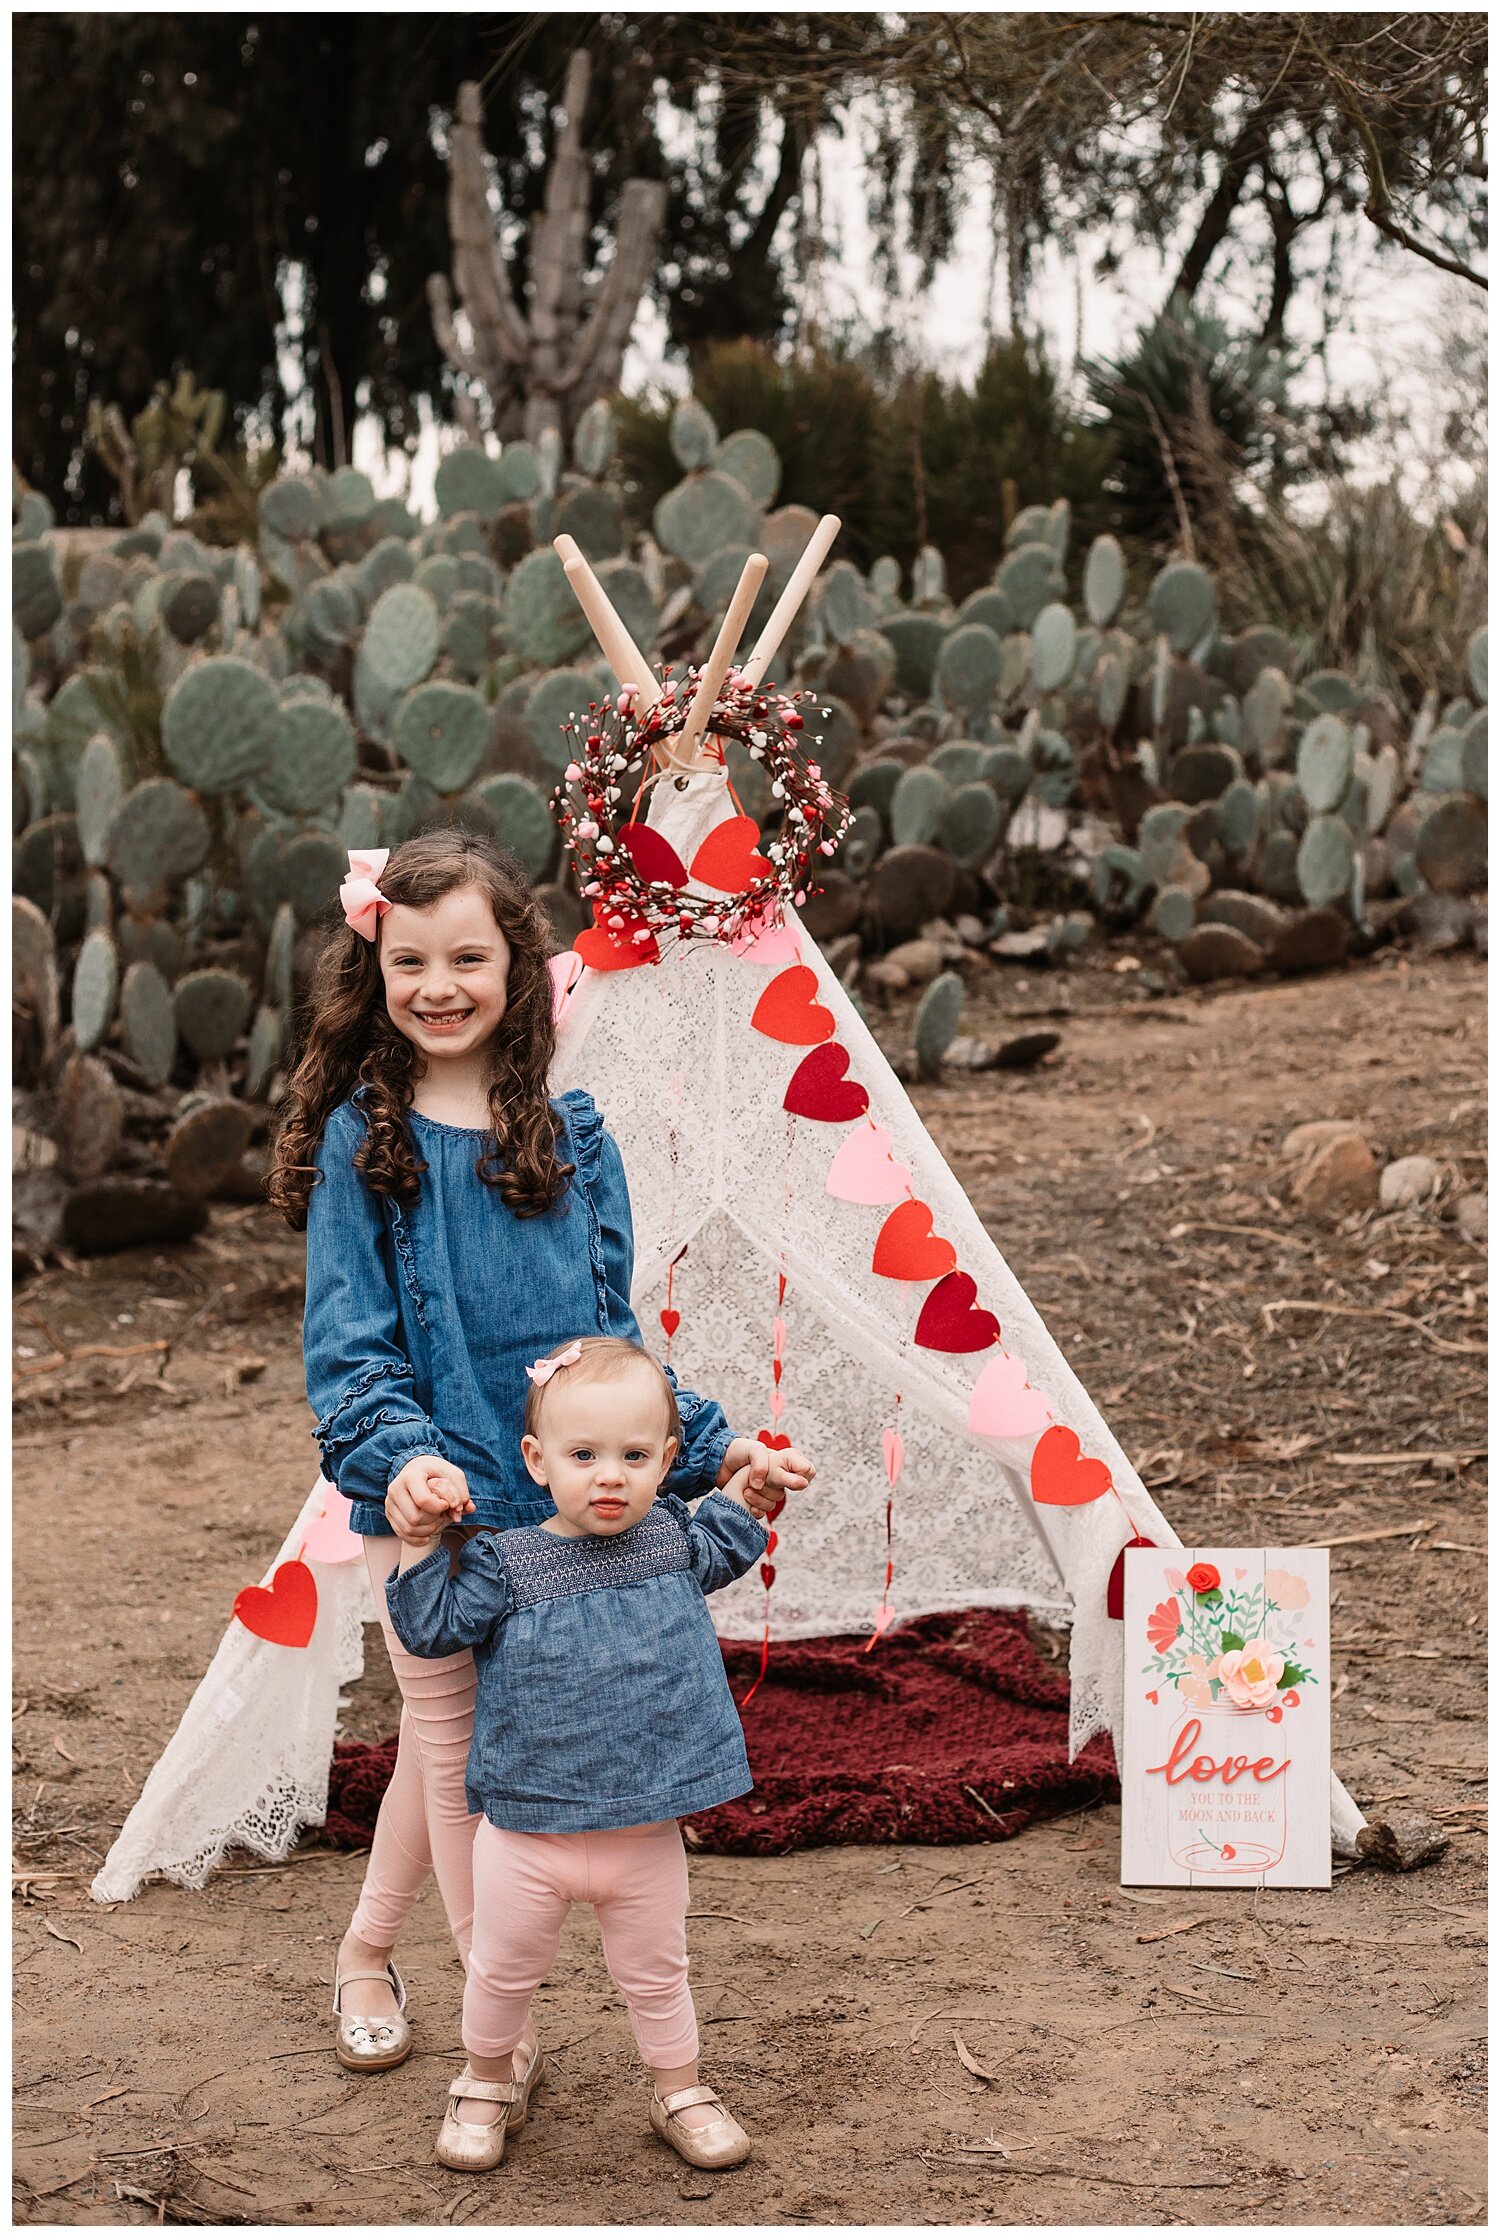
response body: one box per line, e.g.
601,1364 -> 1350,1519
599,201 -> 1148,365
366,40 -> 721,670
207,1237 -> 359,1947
162,657 -> 281,795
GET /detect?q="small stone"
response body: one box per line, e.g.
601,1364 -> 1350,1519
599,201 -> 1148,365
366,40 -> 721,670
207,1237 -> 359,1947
1396,892 -> 1473,953
989,927 -> 1052,962
883,937 -> 944,985
1355,1811 -> 1451,1873
993,1029 -> 1062,1071
1268,907 -> 1351,975
1199,891 -> 1288,949
945,1035 -> 999,1071
1046,912 -> 1093,958
954,913 -> 988,946
1379,1155 -> 1443,1210
864,959 -> 910,994
1288,1130 -> 1378,1217
1176,924 -> 1265,984
1455,1191 -> 1487,1245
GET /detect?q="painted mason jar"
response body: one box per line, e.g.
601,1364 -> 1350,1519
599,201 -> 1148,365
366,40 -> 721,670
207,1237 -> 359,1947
1162,1698 -> 1290,1876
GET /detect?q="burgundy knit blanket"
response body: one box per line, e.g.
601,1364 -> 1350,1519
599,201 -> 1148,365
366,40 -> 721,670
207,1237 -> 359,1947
324,1607 -> 1118,1856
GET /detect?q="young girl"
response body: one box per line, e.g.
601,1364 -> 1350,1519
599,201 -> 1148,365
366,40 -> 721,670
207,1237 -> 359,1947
265,831 -> 812,2076
388,1335 -> 765,2173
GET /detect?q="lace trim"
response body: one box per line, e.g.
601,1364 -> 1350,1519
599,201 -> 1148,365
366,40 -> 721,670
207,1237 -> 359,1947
556,1087 -> 604,1189
498,1508 -> 690,1609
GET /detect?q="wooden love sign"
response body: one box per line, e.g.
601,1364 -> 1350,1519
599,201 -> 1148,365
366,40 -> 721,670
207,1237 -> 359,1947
1120,1546 -> 1331,1888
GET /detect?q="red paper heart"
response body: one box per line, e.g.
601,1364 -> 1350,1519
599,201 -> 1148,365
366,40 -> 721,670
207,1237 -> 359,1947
1106,1534 -> 1158,1621
1145,1690 -> 1159,1705
755,1430 -> 791,1451
574,919 -> 659,972
873,1199 -> 957,1281
233,1558 -> 318,1649
1030,1426 -> 1113,1507
690,815 -> 771,893
783,1043 -> 869,1122
913,1271 -> 1001,1354
751,965 -> 834,1046
660,1308 -> 680,1339
760,1560 -> 777,1589
619,822 -> 687,888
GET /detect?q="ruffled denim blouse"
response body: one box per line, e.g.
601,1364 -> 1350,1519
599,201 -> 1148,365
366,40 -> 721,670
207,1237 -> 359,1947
302,1088 -> 733,1535
385,1492 -> 766,1832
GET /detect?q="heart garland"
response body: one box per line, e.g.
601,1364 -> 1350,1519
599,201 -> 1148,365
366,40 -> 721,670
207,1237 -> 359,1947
783,1043 -> 869,1123
233,1558 -> 318,1648
913,1271 -> 1001,1354
872,1200 -> 956,1281
752,965 -> 835,1046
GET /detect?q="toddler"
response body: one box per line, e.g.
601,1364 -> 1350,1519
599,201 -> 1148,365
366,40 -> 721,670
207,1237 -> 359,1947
388,1335 -> 770,2174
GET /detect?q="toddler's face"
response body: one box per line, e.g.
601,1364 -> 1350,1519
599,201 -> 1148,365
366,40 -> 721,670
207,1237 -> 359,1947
522,1368 -> 678,1538
379,885 -> 510,1066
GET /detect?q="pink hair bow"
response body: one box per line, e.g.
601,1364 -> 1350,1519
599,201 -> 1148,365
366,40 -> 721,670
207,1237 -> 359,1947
525,1341 -> 583,1387
340,848 -> 391,941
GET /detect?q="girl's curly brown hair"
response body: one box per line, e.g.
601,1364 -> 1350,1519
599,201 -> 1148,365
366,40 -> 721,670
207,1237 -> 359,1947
267,830 -> 573,1229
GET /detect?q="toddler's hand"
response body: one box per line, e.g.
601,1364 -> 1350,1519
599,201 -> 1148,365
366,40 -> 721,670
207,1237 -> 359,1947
720,1437 -> 815,1518
386,1455 -> 473,1544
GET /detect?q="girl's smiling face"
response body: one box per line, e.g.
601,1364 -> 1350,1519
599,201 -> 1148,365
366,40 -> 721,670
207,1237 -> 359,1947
378,885 -> 511,1065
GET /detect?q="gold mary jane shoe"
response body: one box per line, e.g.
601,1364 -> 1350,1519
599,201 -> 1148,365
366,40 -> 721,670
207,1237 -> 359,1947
332,1960 -> 411,2073
434,2044 -> 544,2172
649,2083 -> 752,2170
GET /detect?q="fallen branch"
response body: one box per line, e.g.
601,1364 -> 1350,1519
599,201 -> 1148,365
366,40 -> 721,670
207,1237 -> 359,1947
1320,1519 -> 1437,1548
920,2150 -> 1237,2189
1260,1299 -> 1485,1356
15,1339 -> 170,1379
1136,1915 -> 1212,1944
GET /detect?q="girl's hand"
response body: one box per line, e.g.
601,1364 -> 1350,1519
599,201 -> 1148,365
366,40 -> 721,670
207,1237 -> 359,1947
717,1437 -> 815,1517
386,1456 -> 473,1544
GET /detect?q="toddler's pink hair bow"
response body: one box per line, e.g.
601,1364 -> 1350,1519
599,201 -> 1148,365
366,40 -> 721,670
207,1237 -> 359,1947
525,1341 -> 583,1387
340,848 -> 391,941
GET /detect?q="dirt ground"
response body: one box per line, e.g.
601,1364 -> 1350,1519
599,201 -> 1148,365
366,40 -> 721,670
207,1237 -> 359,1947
13,947 -> 1486,2227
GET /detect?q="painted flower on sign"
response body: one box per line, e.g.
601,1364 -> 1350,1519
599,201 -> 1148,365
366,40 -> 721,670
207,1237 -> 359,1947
1185,1562 -> 1220,1596
1146,1597 -> 1182,1655
1217,1639 -> 1285,1708
1265,1567 -> 1311,1612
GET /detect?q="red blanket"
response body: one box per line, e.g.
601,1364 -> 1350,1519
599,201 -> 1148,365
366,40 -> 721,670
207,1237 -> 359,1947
324,1608 -> 1117,1856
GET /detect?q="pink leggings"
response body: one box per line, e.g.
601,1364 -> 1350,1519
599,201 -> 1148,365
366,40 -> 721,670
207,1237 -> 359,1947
348,1538 -> 481,1963
465,1819 -> 697,2069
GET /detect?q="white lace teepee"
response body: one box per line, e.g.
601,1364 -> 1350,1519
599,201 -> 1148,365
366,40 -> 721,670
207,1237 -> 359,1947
92,1482 -> 372,1902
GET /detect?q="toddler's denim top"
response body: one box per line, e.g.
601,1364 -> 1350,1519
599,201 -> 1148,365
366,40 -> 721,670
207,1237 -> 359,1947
302,1087 -> 733,1535
385,1492 -> 765,1832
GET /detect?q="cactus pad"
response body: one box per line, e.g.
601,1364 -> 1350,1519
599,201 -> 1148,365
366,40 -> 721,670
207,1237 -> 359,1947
525,668 -> 603,779
819,561 -> 878,645
497,443 -> 542,504
653,470 -> 760,566
259,478 -> 323,541
72,926 -> 120,1052
1148,885 -> 1197,943
435,444 -> 507,520
120,959 -> 178,1085
106,778 -> 212,897
1030,603 -> 1078,692
670,400 -> 720,472
357,537 -> 416,609
363,581 -> 442,694
1095,650 -> 1129,730
246,1003 -> 284,1100
848,758 -> 904,824
1296,813 -> 1354,906
996,542 -> 1064,630
161,656 -> 280,794
1083,535 -> 1127,627
442,592 -> 502,675
573,400 -> 616,479
890,765 -> 949,847
412,553 -> 461,613
502,548 -> 595,668
265,901 -> 297,1009
300,575 -> 363,663
173,967 -> 253,1061
1418,726 -> 1466,794
879,613 -> 949,700
549,482 -> 625,563
458,774 -> 558,880
939,781 -> 1002,868
1466,625 -> 1487,705
1148,560 -> 1215,653
257,695 -> 358,817
13,540 -> 61,638
71,723 -> 125,856
1218,777 -> 1260,856
160,571 -> 218,644
166,1098 -> 256,1196
1301,669 -> 1358,714
275,829 -> 349,925
713,427 -> 781,507
1031,729 -> 1077,809
393,680 -> 491,794
914,971 -> 964,1078
1296,713 -> 1353,813
1241,668 -> 1291,760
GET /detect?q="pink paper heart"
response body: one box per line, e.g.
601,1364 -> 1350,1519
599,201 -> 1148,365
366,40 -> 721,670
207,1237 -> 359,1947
967,1350 -> 1052,1439
772,1317 -> 787,1354
882,1427 -> 904,1487
730,913 -> 802,966
869,1605 -> 896,1638
768,1387 -> 786,1422
825,1124 -> 912,1206
301,1484 -> 362,1566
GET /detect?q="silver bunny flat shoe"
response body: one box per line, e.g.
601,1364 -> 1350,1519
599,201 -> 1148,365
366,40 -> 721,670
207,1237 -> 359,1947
332,1959 -> 411,2072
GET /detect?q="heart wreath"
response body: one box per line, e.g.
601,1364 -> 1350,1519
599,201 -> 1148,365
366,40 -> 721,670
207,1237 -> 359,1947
551,674 -> 853,962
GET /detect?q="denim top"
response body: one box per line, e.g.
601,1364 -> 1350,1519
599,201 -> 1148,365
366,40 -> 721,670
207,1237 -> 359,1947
385,1493 -> 766,1832
302,1087 -> 733,1534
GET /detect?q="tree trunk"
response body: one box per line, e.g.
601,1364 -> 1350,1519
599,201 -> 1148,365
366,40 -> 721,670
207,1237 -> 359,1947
1170,97 -> 1286,306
